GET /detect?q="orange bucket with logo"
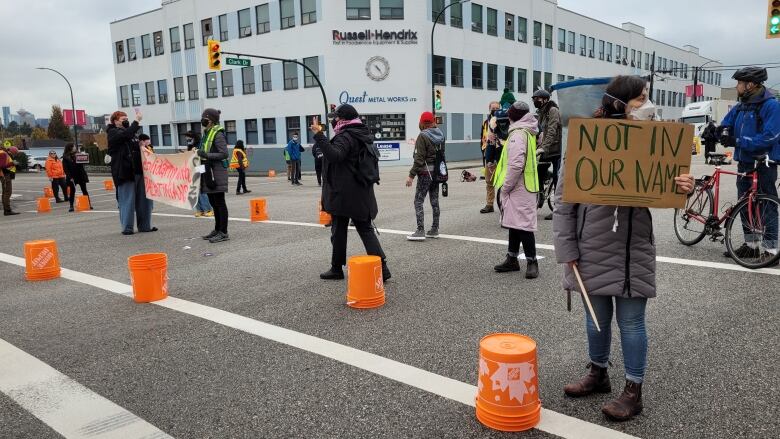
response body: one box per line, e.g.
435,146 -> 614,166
268,169 -> 276,178
37,197 -> 51,213
127,253 -> 168,303
75,195 -> 90,212
250,198 -> 268,222
346,255 -> 385,309
43,187 -> 54,198
104,179 -> 114,191
475,333 -> 541,432
24,240 -> 61,281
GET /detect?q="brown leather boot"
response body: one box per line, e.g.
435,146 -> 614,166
602,380 -> 643,421
563,363 -> 611,397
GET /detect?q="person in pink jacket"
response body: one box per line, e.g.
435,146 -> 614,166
493,101 -> 540,278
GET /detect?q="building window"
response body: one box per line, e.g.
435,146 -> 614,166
545,24 -> 553,49
206,73 -> 218,98
286,116 -> 301,141
580,34 -> 587,56
557,74 -> 566,83
532,21 -> 542,46
347,0 -> 370,20
306,115 -> 320,143
567,30 -> 575,53
544,72 -> 552,91
588,37 -> 595,58
263,118 -> 277,144
598,40 -> 605,60
255,4 -> 270,34
169,27 -> 181,52
450,0 -> 463,28
201,19 -> 213,45
145,81 -> 156,104
115,41 -> 125,63
233,9 -> 250,38
505,14 -> 515,40
157,80 -> 168,103
567,75 -> 575,81
517,17 -> 527,43
615,44 -> 622,63
161,124 -> 172,146
451,58 -> 463,87
284,62 -> 298,90
174,77 -> 184,101
153,31 -> 164,55
187,75 -> 198,100
302,0 -> 318,24
183,23 -> 194,49
219,14 -> 228,41
433,55 -> 446,86
472,61 -> 483,89
504,66 -> 515,91
637,51 -> 642,69
486,8 -> 497,36
606,42 -> 613,61
245,119 -> 259,144
131,84 -> 141,106
221,70 -> 234,96
432,0 -> 445,24
261,64 -> 272,91
303,56 -> 319,88
176,123 -> 188,146
119,86 -> 129,107
380,0 -> 403,19
127,38 -> 137,61
141,34 -> 152,58
487,64 -> 497,90
224,121 -> 237,145
149,125 -> 159,146
533,70 -> 541,92
242,67 -> 256,94
280,0 -> 295,29
558,28 -> 566,51
471,4 -> 483,33
518,68 -> 527,93
631,49 -> 636,67
623,46 -> 629,64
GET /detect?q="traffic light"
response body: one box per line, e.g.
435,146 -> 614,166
768,0 -> 780,38
207,39 -> 222,70
435,88 -> 443,111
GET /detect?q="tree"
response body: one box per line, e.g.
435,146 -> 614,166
20,122 -> 33,136
31,127 -> 48,140
7,121 -> 19,136
47,105 -> 71,141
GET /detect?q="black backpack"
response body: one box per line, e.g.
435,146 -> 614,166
350,138 -> 381,187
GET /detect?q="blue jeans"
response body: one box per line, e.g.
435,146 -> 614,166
117,175 -> 153,233
196,193 -> 212,212
736,162 -> 778,249
583,295 -> 648,384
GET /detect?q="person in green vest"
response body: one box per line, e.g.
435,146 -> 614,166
197,108 -> 230,243
492,101 -> 540,278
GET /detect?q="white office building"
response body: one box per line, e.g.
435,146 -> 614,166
110,0 -> 724,170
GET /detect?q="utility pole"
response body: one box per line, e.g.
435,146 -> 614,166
649,51 -> 656,99
692,66 -> 699,104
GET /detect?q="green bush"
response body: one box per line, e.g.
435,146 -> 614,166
14,151 -> 29,171
83,144 -> 107,166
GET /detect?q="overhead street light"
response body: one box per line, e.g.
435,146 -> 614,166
36,67 -> 78,145
431,0 -> 471,115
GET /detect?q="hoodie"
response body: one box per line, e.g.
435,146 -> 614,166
720,87 -> 780,162
409,127 -> 445,178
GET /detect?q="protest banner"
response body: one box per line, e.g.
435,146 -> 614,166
141,148 -> 201,210
562,118 -> 693,209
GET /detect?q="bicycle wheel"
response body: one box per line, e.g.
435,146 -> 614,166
546,183 -> 555,212
725,194 -> 780,269
673,184 -> 713,245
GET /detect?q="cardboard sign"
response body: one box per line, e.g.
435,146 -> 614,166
75,152 -> 90,164
562,118 -> 693,209
141,149 -> 202,210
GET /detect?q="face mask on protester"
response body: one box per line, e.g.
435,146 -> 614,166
293,136 -> 299,141
121,120 -> 130,128
629,99 -> 658,121
533,99 -> 544,109
201,118 -> 210,127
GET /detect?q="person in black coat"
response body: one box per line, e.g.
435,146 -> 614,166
62,143 -> 92,212
701,121 -> 718,164
311,104 -> 390,281
312,140 -> 324,186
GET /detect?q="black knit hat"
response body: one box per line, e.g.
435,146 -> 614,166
507,101 -> 530,122
328,104 -> 359,120
201,108 -> 221,123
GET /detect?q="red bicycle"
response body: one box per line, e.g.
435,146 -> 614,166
673,154 -> 780,269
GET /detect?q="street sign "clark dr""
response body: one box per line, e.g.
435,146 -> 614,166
225,58 -> 251,67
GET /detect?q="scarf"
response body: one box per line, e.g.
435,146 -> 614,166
334,118 -> 362,135
740,85 -> 765,103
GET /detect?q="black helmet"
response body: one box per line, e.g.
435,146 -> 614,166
732,67 -> 767,84
532,89 -> 551,99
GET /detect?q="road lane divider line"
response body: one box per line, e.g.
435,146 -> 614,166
0,252 -> 636,439
0,336 -> 172,439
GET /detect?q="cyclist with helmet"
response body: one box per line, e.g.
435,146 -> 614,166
719,66 -> 780,261
532,89 -> 562,220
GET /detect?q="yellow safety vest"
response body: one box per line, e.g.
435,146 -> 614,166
230,149 -> 249,169
203,125 -> 224,153
493,128 -> 539,193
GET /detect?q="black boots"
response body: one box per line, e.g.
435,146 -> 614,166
525,259 -> 539,279
320,267 -> 345,280
494,255 -> 520,272
602,380 -> 643,421
563,363 -> 612,397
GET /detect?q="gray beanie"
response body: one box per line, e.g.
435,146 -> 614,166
507,101 -> 530,122
201,108 -> 221,123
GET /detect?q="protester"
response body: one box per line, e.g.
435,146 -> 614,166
553,75 -> 694,421
107,110 -> 156,235
185,130 -> 213,218
231,140 -> 251,195
312,141 -> 324,186
719,66 -> 779,261
311,104 -> 390,281
0,145 -> 19,216
198,108 -> 230,243
532,89 -> 563,220
286,132 -> 302,185
45,150 -> 67,203
492,102 -> 539,278
480,101 -> 501,213
700,121 -> 718,164
62,143 -> 92,212
406,111 -> 444,241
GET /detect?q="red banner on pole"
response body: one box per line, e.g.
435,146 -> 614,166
685,84 -> 704,98
63,109 -> 87,126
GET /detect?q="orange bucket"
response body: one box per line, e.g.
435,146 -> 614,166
43,187 -> 54,198
250,198 -> 268,222
104,179 -> 114,191
346,255 -> 385,309
319,210 -> 332,225
75,195 -> 90,212
24,240 -> 61,281
128,253 -> 168,303
37,197 -> 51,213
475,333 -> 541,432
268,169 -> 276,178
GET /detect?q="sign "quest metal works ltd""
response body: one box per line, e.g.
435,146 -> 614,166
332,29 -> 418,45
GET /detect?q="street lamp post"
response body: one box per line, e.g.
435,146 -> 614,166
692,60 -> 718,104
36,67 -> 78,145
431,0 -> 470,115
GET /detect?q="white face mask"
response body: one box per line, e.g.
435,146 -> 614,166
629,100 -> 658,121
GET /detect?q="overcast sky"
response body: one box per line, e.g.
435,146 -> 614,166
1,0 -> 778,122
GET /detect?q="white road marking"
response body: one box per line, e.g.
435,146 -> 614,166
0,336 -> 171,439
0,252 -> 636,439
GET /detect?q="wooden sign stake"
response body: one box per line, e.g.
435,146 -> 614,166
572,264 -> 601,332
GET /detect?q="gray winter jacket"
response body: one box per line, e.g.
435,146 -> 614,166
200,128 -> 229,194
553,162 -> 657,299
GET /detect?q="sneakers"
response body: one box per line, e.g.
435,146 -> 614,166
202,230 -> 219,240
203,210 -> 214,217
480,205 -> 495,214
494,255 -> 521,272
208,232 -> 230,243
425,228 -> 440,239
724,243 -> 759,259
194,211 -> 204,218
407,229 -> 426,241
320,267 -> 345,280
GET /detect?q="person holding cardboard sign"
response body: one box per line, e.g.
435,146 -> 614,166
553,75 -> 694,422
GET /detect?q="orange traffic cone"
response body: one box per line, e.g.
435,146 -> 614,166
268,169 -> 276,178
75,195 -> 90,212
37,198 -> 51,213
475,333 -> 541,432
250,198 -> 268,221
24,240 -> 61,281
128,253 -> 169,303
43,187 -> 54,198
104,179 -> 114,191
346,255 -> 385,309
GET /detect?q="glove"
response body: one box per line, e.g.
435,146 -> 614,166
719,134 -> 736,148
197,149 -> 208,158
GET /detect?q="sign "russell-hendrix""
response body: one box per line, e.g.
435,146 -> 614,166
332,29 -> 418,45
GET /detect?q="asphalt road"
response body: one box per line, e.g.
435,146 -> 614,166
0,155 -> 777,439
